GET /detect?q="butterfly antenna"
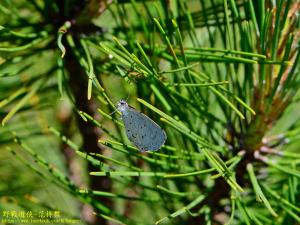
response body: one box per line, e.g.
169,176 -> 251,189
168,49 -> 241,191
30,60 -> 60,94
109,97 -> 119,116
109,108 -> 118,116
125,93 -> 130,102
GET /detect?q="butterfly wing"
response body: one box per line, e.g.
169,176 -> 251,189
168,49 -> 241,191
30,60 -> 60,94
122,107 -> 166,152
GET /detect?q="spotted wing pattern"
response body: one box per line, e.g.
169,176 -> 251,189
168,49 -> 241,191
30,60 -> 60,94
122,107 -> 166,152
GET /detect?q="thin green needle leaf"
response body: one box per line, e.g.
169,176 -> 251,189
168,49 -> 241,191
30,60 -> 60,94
262,184 -> 300,213
225,193 -> 236,225
234,96 -> 256,115
90,171 -> 166,177
236,198 -> 252,225
0,37 -> 47,52
100,140 -> 194,171
224,0 -> 233,49
155,195 -> 205,224
96,213 -> 128,225
81,39 -> 95,100
262,158 -> 300,179
0,87 -> 26,108
80,189 -> 157,202
78,111 -> 119,139
166,81 -> 229,87
163,168 -> 214,178
57,21 -> 71,58
48,126 -> 111,171
90,168 -> 216,178
90,153 -> 142,172
0,4 -> 11,14
150,84 -> 172,111
209,87 -> 245,119
181,47 -> 266,58
67,36 -> 115,109
248,0 -> 259,35
2,78 -> 45,126
159,63 -> 199,74
247,163 -> 278,217
153,18 -> 180,67
156,185 -> 198,197
0,25 -> 41,38
282,205 -> 300,222
11,136 -> 76,188
112,38 -> 153,76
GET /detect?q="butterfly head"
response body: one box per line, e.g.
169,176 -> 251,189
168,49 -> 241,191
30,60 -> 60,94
117,100 -> 129,112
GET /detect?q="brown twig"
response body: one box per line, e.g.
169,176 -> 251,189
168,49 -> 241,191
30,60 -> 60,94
65,46 -> 112,225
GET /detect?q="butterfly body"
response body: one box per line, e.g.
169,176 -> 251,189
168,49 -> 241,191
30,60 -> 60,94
117,100 -> 166,152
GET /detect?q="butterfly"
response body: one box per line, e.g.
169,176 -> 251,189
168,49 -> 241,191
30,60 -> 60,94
117,100 -> 166,152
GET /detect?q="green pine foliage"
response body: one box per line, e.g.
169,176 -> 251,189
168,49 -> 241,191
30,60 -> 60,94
0,0 -> 300,224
